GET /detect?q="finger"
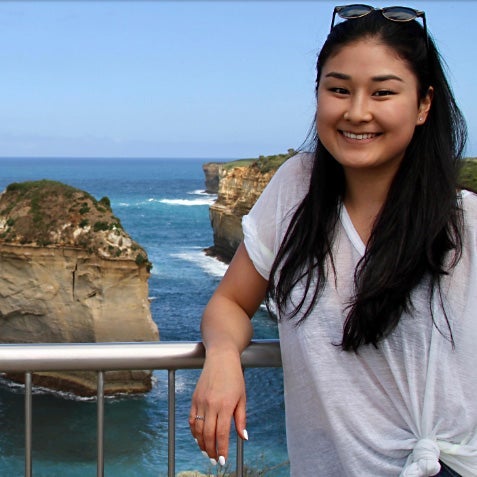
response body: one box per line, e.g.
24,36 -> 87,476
188,403 -> 205,442
190,413 -> 206,448
234,394 -> 248,441
202,412 -> 219,459
215,410 -> 232,464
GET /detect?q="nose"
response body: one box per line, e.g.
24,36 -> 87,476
345,93 -> 372,123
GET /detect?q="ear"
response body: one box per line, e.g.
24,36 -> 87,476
416,86 -> 433,125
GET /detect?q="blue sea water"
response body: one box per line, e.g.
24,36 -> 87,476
0,158 -> 288,476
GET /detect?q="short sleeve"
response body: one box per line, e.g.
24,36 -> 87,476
242,153 -> 313,280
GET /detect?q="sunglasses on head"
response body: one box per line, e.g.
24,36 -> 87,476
330,4 -> 428,48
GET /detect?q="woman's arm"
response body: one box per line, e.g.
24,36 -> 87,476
189,242 -> 268,466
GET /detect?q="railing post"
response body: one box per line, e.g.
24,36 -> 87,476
25,372 -> 32,477
236,433 -> 244,477
168,370 -> 176,477
97,371 -> 105,477
236,366 -> 245,477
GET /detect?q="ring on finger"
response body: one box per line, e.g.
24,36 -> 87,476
194,415 -> 205,421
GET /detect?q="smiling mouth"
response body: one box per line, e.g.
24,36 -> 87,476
340,131 -> 380,140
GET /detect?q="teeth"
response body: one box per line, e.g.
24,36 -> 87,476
342,131 -> 376,140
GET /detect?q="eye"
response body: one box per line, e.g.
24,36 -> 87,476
373,90 -> 396,97
329,87 -> 349,95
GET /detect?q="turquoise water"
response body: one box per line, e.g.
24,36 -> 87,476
0,158 -> 288,476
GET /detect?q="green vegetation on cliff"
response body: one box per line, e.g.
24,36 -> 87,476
460,157 -> 477,190
0,179 -> 152,270
224,148 -> 297,173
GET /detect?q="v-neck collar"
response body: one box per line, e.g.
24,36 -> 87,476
340,204 -> 366,257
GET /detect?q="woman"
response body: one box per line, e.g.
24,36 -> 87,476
190,5 -> 477,476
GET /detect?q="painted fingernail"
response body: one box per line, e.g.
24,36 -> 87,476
209,458 -> 217,466
218,455 -> 226,466
201,451 -> 209,458
243,429 -> 249,441
194,438 -> 198,445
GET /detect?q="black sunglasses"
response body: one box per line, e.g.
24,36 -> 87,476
331,4 -> 428,48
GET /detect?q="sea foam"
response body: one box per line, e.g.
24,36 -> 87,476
159,198 -> 215,206
170,248 -> 227,277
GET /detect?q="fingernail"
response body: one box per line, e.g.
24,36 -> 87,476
209,458 -> 217,466
194,438 -> 198,445
218,455 -> 226,466
243,429 -> 249,441
201,451 -> 209,458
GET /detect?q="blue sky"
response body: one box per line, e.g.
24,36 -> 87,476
1,1 -> 475,159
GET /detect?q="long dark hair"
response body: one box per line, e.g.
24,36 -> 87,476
266,11 -> 468,351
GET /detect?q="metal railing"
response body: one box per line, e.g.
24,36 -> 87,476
0,339 -> 282,477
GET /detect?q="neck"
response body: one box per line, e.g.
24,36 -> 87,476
343,168 -> 394,244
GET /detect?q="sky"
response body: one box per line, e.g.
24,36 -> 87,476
1,0 -> 475,160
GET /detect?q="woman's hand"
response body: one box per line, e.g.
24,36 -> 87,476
188,243 -> 268,466
189,348 -> 248,466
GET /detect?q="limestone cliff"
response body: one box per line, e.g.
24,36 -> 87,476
205,152 -> 295,262
202,162 -> 223,194
0,180 -> 158,396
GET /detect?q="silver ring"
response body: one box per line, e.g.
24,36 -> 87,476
195,415 -> 205,421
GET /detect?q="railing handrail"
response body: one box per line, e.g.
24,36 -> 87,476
0,339 -> 282,372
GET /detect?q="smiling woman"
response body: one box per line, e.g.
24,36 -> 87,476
317,38 -> 432,211
189,5 -> 477,477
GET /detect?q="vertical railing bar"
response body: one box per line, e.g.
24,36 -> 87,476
235,365 -> 245,477
97,371 -> 105,477
236,433 -> 244,477
168,370 -> 176,477
24,372 -> 32,477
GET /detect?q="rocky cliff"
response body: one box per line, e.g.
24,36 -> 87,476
202,162 -> 222,194
205,152 -> 295,262
0,180 -> 158,396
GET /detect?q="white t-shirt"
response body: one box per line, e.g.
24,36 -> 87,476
242,153 -> 477,477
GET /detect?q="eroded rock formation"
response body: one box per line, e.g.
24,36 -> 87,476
0,180 -> 158,396
206,162 -> 278,262
202,162 -> 222,194
205,152 -> 297,262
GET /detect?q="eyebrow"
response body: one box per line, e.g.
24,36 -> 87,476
324,72 -> 404,82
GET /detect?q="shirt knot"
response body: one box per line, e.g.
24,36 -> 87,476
401,438 -> 441,477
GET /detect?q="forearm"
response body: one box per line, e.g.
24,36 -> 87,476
201,294 -> 254,359
200,242 -> 266,357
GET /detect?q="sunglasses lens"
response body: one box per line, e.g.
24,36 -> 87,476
337,4 -> 373,19
382,6 -> 418,21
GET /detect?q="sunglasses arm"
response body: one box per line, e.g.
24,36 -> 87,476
330,9 -> 338,31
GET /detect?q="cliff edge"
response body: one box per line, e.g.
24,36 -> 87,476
0,180 -> 158,396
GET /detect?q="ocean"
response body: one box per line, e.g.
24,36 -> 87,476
0,158 -> 288,476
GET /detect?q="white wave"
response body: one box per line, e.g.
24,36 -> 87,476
170,249 -> 228,277
0,375 -> 96,401
159,198 -> 215,206
188,189 -> 217,198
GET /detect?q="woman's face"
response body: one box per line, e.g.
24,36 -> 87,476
316,38 -> 432,180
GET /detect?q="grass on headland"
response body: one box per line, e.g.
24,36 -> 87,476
460,157 -> 477,190
222,149 -> 297,173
